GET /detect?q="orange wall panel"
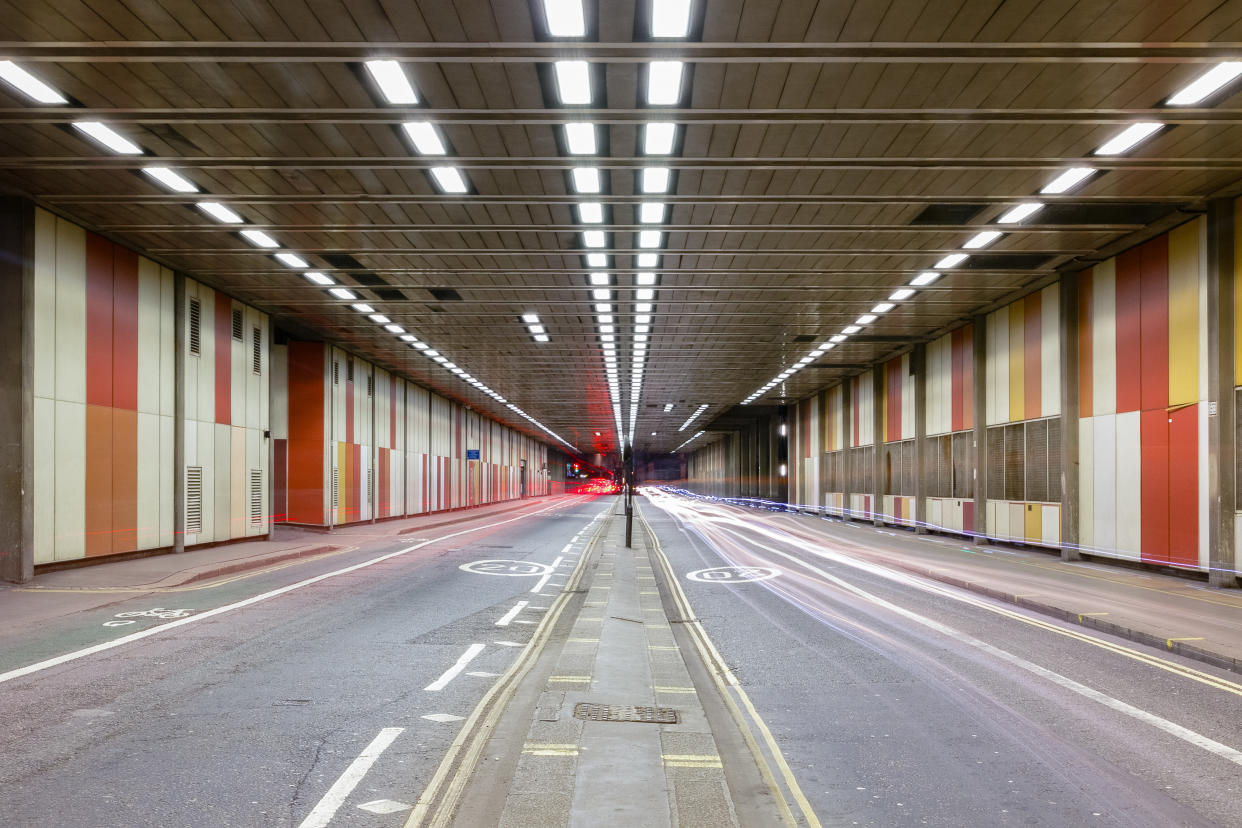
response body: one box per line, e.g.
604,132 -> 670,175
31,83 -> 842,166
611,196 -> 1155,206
286,341 -> 325,525
112,245 -> 139,412
111,408 -> 138,554
84,405 -> 113,557
1114,248 -> 1142,413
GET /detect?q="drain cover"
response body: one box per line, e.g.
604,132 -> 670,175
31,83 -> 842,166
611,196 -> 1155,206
573,703 -> 679,724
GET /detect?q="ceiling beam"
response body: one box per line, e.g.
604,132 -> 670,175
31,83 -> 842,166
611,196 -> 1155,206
38,193 -> 1197,205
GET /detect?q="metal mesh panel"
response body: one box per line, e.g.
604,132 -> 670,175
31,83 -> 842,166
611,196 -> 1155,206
1025,419 -> 1049,503
952,431 -> 973,499
935,435 -> 952,499
1047,418 -> 1063,503
882,444 -> 899,495
1004,424 -> 1024,501
987,426 -> 1005,500
901,440 -> 916,495
824,450 -> 843,492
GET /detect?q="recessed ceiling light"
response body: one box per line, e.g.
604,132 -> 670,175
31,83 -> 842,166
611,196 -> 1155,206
635,314 -> 651,323
910,272 -> 940,286
73,122 -> 142,154
647,61 -> 684,105
352,303 -> 375,313
578,202 -> 604,223
639,202 -> 665,223
424,349 -> 439,357
1167,62 -> 1242,105
369,313 -> 391,324
384,324 -> 405,334
564,123 -> 597,155
521,313 -> 540,324
598,324 -> 615,334
962,231 -> 1002,249
274,252 -> 308,268
434,355 -> 448,364
934,253 -> 968,268
401,122 -> 446,155
635,288 -> 655,300
528,324 -> 546,334
364,60 -> 419,104
554,60 -> 592,104
304,272 -> 333,286
641,167 -> 671,193
583,230 -> 606,248
842,325 -> 861,334
142,167 -> 198,193
0,61 -> 66,103
1093,122 -> 1163,156
586,253 -> 608,267
1041,167 -> 1095,194
643,122 -> 677,155
997,202 -> 1043,224
400,334 -> 416,342
589,273 -> 611,285
638,230 -> 662,248
572,167 -> 601,193
871,302 -> 895,313
542,0 -> 585,36
889,288 -> 915,300
598,314 -> 614,323
240,229 -> 279,248
856,314 -> 877,325
430,167 -> 469,193
596,303 -> 612,313
197,201 -> 243,223
635,302 -> 653,313
636,253 -> 659,268
635,272 -> 657,286
592,288 -> 612,300
328,287 -> 356,300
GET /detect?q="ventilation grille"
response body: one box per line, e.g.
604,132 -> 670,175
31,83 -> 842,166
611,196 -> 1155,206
347,359 -> 354,383
249,469 -> 263,527
331,467 -> 339,509
188,298 -> 201,356
367,374 -> 374,397
231,308 -> 243,341
251,327 -> 262,375
333,360 -> 339,385
185,466 -> 203,534
367,467 -> 374,505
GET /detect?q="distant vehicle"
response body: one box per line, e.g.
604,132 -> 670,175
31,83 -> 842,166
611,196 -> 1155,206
575,476 -> 620,495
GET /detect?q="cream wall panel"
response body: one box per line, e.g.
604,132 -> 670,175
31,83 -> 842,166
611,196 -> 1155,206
33,208 -> 56,400
1115,411 -> 1142,559
1091,260 -> 1117,416
136,411 -> 161,550
32,396 -> 55,564
230,301 -> 245,427
53,400 -> 85,561
246,427 -> 266,537
1041,283 -> 1061,417
54,218 -> 86,404
1042,505 -> 1060,546
1079,419 -> 1094,550
270,344 -> 288,440
159,414 -> 174,547
986,309 -> 1009,425
212,422 -> 230,542
985,500 -> 997,538
902,355 -> 915,440
197,283 -> 216,424
1092,415 -> 1116,552
258,314 -> 270,431
230,426 -> 246,539
1008,503 -> 1025,541
160,268 -> 175,418
136,257 -> 162,416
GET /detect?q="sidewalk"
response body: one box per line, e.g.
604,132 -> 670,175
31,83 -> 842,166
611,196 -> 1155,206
774,509 -> 1242,673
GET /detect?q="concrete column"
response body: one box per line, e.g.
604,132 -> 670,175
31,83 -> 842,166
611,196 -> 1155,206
972,314 -> 988,544
0,197 -> 34,582
912,343 -> 928,534
841,378 -> 853,519
1059,271 -> 1081,561
1207,198 -> 1238,588
873,367 -> 885,526
173,272 -> 186,555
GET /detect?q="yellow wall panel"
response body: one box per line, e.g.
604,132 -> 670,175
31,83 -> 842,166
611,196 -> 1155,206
1168,218 -> 1200,405
1008,302 -> 1025,422
1025,503 -> 1042,543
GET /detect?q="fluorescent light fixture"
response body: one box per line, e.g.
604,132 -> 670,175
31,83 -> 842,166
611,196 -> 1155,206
528,324 -> 546,334
634,324 -> 650,334
589,273 -> 611,285
434,355 -> 448,364
578,202 -> 604,223
369,314 -> 391,324
0,61 -> 66,103
521,313 -> 540,324
934,253 -> 968,269
638,230 -> 662,248
554,61 -> 592,104
1093,122 -> 1163,155
641,167 -> 671,193
564,123 -> 597,154
1041,167 -> 1095,194
400,334 -> 416,342
240,229 -> 279,248
385,324 -> 405,334
142,167 -> 198,193
275,252 -> 308,268
635,302 -> 653,313
599,325 -> 615,334
586,252 -> 607,267
651,0 -> 693,37
430,166 -> 469,193
442,362 -> 457,370
635,288 -> 655,300
889,288 -> 915,300
856,314 -> 877,325
197,201 -> 243,223
425,350 -> 439,357
647,61 -> 684,105
583,230 -> 606,248
871,302 -> 895,313
592,288 -> 612,300
365,60 -> 418,104
635,272 -> 657,285
842,325 -> 861,334
1167,62 -> 1242,105
352,303 -> 375,313
401,122 -> 446,155
635,314 -> 651,323
643,122 -> 677,154
910,272 -> 940,286
596,303 -> 612,312
572,167 -> 601,193
997,202 -> 1043,224
639,202 -> 665,223
600,334 -> 615,342
304,272 -> 333,286
799,356 -> 814,364
328,287 -> 356,300
542,0 -> 585,36
73,122 -> 142,154
963,230 -> 1003,249
598,314 -> 614,323
636,253 -> 658,267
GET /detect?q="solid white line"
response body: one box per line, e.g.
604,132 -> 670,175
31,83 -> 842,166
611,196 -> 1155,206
297,727 -> 404,828
0,498 -> 579,686
529,556 -> 563,593
424,643 -> 486,692
495,600 -> 529,627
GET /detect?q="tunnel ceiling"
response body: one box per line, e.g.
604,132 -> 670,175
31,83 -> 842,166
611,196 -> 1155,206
2,1 -> 1242,457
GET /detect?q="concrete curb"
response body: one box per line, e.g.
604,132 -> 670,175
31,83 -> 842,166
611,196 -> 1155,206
172,544 -> 344,587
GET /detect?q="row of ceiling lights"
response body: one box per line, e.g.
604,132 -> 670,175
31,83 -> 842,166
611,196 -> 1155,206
741,60 -> 1242,406
0,58 -> 579,452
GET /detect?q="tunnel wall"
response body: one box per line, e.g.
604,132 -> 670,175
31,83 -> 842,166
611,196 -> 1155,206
696,209 -> 1241,579
272,341 -> 551,527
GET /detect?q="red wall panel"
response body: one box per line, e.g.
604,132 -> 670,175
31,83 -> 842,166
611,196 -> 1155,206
1114,249 -> 1143,413
111,246 -> 139,411
85,234 -> 113,408
1139,236 -> 1170,412
1140,409 -> 1170,565
286,342 -> 325,524
214,293 -> 231,425
273,439 -> 288,523
1168,405 -> 1199,568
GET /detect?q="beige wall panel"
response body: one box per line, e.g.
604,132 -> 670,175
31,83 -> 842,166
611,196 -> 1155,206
54,218 -> 86,404
159,414 -> 174,547
270,344 -> 289,440
136,257 -> 162,416
194,420 -> 215,543
159,268 -> 175,417
135,410 -> 161,550
33,208 -> 56,400
53,400 -> 85,561
213,423 -> 231,541
32,396 -> 56,564
230,425 -> 246,539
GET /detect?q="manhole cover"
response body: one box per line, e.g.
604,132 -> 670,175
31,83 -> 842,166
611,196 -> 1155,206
573,703 -> 679,724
